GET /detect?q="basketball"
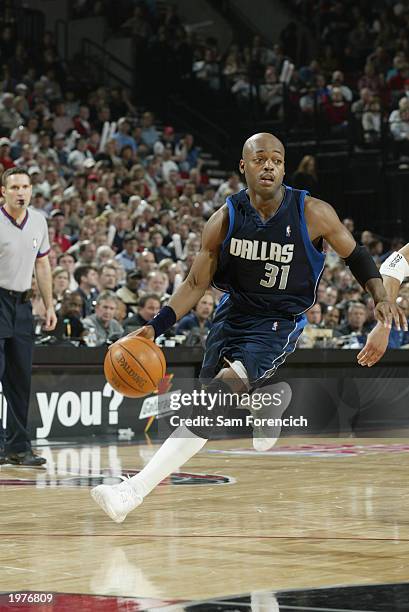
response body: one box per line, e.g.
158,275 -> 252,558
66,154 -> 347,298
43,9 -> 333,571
104,336 -> 166,398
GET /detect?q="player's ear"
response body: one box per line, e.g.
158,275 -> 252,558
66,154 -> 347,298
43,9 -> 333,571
0,185 -> 5,197
239,159 -> 245,175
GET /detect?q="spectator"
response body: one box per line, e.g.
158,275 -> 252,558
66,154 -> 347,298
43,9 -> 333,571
298,302 -> 323,347
323,87 -> 350,135
10,126 -> 30,160
145,270 -> 170,299
116,270 -> 141,315
95,245 -> 116,267
113,118 -> 137,155
98,263 -> 118,292
52,101 -> 74,134
31,192 -> 48,218
161,125 -> 176,152
175,133 -> 200,171
57,251 -> 77,291
73,264 -> 99,317
82,291 -> 124,345
0,137 -> 14,170
68,136 -> 94,169
63,171 -> 86,199
215,173 -> 244,207
322,305 -> 341,329
49,209 -> 71,252
123,293 -> 161,333
299,82 -> 317,118
149,230 -> 171,263
14,143 -> 35,168
138,250 -> 157,281
388,62 -> 409,94
115,232 -> 138,272
176,292 -> 215,335
51,291 -> 86,343
351,88 -> 373,118
290,155 -> 319,194
259,66 -> 283,117
342,218 -> 355,234
357,62 -> 382,95
360,230 -> 373,246
0,92 -> 22,131
328,70 -> 353,103
389,97 -> 409,158
35,131 -> 58,164
111,211 -> 131,252
73,105 -> 91,137
362,97 -> 382,143
306,302 -> 322,325
141,111 -> 159,149
94,187 -> 111,214
115,297 -> 128,326
77,240 -> 97,264
337,302 -> 368,338
161,145 -> 179,181
323,286 -> 339,306
52,266 -> 70,308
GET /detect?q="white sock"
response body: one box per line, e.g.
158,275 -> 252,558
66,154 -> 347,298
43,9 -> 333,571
128,425 -> 207,498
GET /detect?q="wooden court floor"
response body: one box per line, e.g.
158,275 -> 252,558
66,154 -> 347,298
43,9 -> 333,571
1,436 -> 409,603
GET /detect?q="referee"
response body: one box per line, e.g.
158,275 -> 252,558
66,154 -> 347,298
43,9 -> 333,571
0,168 -> 57,466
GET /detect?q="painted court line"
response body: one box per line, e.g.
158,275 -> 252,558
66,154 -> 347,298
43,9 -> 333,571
0,533 -> 407,542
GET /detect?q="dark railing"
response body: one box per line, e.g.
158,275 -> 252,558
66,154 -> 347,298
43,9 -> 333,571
16,7 -> 44,47
55,19 -> 69,60
81,38 -> 134,89
206,0 -> 261,44
167,94 -> 231,166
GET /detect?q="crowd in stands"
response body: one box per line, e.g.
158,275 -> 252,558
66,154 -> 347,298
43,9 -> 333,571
194,1 -> 409,158
0,11 -> 409,351
68,0 -> 409,157
77,0 -> 409,159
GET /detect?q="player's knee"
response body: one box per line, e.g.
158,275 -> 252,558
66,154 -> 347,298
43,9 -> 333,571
187,377 -> 242,438
217,363 -> 249,393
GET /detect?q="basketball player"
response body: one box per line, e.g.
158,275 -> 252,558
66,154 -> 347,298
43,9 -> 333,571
91,132 -> 404,522
358,243 -> 409,367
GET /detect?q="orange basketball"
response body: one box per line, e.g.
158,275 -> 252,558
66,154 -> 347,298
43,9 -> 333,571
104,336 -> 166,398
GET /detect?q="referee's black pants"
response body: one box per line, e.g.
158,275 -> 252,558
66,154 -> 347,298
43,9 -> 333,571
0,290 -> 34,454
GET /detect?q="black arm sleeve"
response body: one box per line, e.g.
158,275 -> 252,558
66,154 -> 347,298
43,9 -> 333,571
343,245 -> 382,290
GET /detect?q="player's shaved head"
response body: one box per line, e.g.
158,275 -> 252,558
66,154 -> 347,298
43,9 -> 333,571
239,132 -> 286,201
242,133 -> 285,159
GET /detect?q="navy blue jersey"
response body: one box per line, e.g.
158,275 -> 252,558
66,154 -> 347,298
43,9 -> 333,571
212,186 -> 325,317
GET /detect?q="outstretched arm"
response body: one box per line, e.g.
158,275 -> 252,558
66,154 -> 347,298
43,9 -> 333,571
379,243 -> 409,303
131,206 -> 229,339
304,197 -> 403,329
358,243 -> 409,367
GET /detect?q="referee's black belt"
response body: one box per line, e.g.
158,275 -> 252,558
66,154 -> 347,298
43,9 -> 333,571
0,287 -> 33,302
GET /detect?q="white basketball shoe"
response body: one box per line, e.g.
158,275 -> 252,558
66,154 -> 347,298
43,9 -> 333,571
91,476 -> 143,523
240,381 -> 292,452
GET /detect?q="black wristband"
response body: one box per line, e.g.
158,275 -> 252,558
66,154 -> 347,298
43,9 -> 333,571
147,305 -> 177,339
344,245 -> 382,289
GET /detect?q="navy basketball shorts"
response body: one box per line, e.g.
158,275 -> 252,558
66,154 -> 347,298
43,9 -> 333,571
200,297 -> 306,388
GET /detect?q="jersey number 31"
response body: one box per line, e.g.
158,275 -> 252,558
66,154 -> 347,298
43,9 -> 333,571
260,263 -> 290,289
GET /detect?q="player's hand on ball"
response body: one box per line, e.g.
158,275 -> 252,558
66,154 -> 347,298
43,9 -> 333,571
357,322 -> 389,367
127,325 -> 155,340
374,300 -> 407,331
